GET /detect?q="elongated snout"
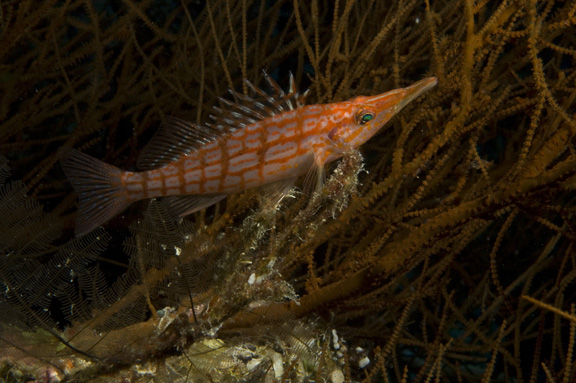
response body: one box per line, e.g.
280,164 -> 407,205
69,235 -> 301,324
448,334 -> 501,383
395,77 -> 438,111
365,77 -> 438,112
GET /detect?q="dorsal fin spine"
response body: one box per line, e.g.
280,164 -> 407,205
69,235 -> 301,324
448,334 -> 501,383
138,73 -> 308,170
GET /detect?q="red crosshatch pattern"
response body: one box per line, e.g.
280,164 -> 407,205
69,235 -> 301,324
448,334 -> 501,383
61,76 -> 437,236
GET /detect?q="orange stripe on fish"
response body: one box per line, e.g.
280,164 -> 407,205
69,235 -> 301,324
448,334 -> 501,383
60,73 -> 437,236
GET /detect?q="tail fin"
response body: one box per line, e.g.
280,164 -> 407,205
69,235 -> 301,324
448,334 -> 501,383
60,148 -> 131,237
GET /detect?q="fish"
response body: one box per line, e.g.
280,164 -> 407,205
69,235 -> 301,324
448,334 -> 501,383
61,73 -> 437,236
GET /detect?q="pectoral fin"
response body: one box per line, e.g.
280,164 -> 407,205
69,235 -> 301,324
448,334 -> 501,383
303,147 -> 329,195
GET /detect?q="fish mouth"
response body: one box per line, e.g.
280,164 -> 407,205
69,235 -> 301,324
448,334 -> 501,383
395,77 -> 438,112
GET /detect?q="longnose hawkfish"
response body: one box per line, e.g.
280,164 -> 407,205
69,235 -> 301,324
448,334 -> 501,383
61,73 -> 437,236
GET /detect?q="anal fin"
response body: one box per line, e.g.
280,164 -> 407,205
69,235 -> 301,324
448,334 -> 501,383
163,194 -> 227,219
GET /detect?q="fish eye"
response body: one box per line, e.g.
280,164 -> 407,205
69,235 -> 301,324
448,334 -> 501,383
356,111 -> 375,125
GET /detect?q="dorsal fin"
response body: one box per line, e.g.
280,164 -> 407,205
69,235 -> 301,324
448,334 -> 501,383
138,72 -> 309,170
137,116 -> 228,170
207,71 -> 309,133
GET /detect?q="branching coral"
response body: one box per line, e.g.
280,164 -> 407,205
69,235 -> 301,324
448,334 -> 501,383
1,0 -> 576,382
